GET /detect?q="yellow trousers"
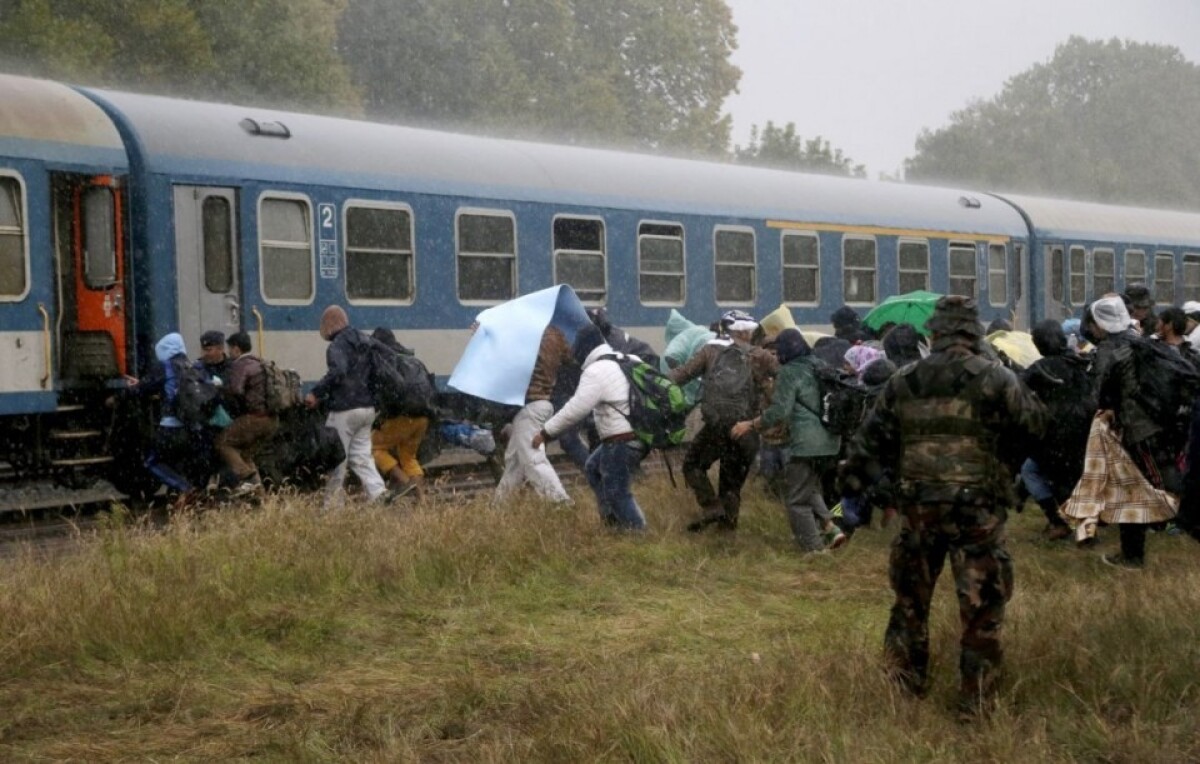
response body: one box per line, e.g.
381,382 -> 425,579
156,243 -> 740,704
372,415 -> 429,479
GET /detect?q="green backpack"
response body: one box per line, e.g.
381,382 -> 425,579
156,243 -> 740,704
601,354 -> 691,450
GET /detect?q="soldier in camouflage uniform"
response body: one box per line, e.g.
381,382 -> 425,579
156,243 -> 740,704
841,296 -> 1044,714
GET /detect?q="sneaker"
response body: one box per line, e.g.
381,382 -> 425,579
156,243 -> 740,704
383,482 -> 418,504
686,506 -> 728,533
230,480 -> 261,498
825,528 -> 848,550
1101,553 -> 1144,570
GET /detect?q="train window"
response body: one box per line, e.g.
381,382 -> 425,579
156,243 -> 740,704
1068,246 -> 1086,305
0,174 -> 27,299
82,187 -> 117,289
1092,248 -> 1115,298
781,232 -> 819,304
638,222 -> 685,305
553,216 -> 606,304
345,203 -> 413,303
1049,246 -> 1064,302
1155,252 -> 1175,304
714,227 -> 756,304
457,210 -> 516,303
202,196 -> 233,293
897,240 -> 929,293
842,236 -> 876,304
1124,249 -> 1146,287
259,196 -> 314,303
1183,254 -> 1200,302
988,243 -> 1007,306
948,241 -> 977,299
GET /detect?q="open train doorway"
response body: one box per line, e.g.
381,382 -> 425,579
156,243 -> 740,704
173,186 -> 240,349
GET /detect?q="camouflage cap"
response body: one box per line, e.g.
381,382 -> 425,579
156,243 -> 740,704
925,295 -> 982,338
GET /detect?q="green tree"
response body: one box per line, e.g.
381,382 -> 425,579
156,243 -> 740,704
905,36 -> 1200,208
337,0 -> 741,154
0,0 -> 359,112
734,121 -> 866,178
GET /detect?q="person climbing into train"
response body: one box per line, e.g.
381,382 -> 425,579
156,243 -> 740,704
493,324 -> 574,505
214,331 -> 278,498
111,332 -> 214,508
669,310 -> 778,532
304,305 -> 389,509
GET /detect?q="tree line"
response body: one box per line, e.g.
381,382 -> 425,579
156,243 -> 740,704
1,4 -> 1197,205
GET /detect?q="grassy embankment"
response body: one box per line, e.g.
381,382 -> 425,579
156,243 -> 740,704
1,473 -> 1198,762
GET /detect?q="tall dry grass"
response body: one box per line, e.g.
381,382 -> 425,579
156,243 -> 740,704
0,475 -> 1198,762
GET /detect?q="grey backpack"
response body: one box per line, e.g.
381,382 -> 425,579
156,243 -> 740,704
700,343 -> 754,425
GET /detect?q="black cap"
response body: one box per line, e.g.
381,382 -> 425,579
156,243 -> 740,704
1123,282 -> 1154,309
200,330 -> 225,348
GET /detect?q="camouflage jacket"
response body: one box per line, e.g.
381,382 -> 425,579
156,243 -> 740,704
843,340 -> 1044,504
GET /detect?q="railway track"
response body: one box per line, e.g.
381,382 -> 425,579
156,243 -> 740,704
0,449 -> 595,558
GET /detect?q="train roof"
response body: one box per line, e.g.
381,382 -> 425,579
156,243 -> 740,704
0,74 -> 126,167
995,193 -> 1200,249
80,85 -> 1026,239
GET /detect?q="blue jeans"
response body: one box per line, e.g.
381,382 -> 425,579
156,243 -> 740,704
1020,458 -> 1055,503
585,440 -> 646,530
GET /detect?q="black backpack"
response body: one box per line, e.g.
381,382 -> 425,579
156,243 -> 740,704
1129,335 -> 1200,426
172,358 -> 219,425
367,339 -> 438,417
801,363 -> 869,438
700,342 -> 754,425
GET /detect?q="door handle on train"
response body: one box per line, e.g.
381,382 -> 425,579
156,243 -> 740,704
226,295 -> 241,325
37,302 -> 51,390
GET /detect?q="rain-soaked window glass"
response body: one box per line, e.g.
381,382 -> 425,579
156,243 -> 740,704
259,196 -> 313,302
782,232 -> 819,304
202,196 -> 233,293
553,217 -> 605,304
988,243 -> 1007,306
948,242 -> 977,299
898,240 -> 929,293
843,236 -> 876,304
638,222 -> 684,304
1155,252 -> 1175,304
82,187 -> 116,289
1049,246 -> 1064,302
0,175 -> 27,298
1092,249 -> 1115,298
715,228 -> 755,304
345,204 -> 413,303
1068,246 -> 1086,305
1124,249 -> 1146,287
1183,254 -> 1200,302
457,211 -> 515,302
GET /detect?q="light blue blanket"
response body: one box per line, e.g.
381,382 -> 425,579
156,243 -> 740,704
448,286 -> 591,406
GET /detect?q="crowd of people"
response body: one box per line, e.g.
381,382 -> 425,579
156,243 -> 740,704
115,282 -> 1200,717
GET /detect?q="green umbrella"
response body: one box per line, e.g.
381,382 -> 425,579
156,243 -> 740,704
862,290 -> 943,336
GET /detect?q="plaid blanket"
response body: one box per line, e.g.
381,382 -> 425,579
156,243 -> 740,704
1062,417 -> 1177,541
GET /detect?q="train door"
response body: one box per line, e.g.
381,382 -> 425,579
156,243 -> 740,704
173,186 -> 239,347
70,176 -> 128,375
1044,243 -> 1067,321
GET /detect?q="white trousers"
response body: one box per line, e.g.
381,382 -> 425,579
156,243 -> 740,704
494,400 -> 571,504
325,407 -> 387,508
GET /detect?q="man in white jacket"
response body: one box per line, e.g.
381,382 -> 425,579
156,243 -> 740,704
533,325 -> 647,530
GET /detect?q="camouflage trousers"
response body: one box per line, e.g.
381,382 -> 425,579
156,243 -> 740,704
884,499 -> 1014,707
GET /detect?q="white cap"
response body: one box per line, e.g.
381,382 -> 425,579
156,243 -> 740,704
1183,301 -> 1200,320
1090,295 -> 1133,334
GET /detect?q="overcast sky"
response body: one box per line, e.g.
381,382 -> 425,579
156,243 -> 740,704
723,0 -> 1200,178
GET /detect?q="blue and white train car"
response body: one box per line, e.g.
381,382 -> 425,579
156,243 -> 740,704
80,85 -> 1031,384
993,193 -> 1200,322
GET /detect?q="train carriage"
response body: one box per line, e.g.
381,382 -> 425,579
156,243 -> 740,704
79,84 -> 1031,386
992,193 -> 1200,323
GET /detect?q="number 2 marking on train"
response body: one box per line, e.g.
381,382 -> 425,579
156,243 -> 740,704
320,203 -> 335,232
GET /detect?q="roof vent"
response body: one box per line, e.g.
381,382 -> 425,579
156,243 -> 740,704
958,195 -> 982,209
239,118 -> 291,139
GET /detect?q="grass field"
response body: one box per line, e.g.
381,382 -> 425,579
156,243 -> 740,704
1,473 -> 1198,762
